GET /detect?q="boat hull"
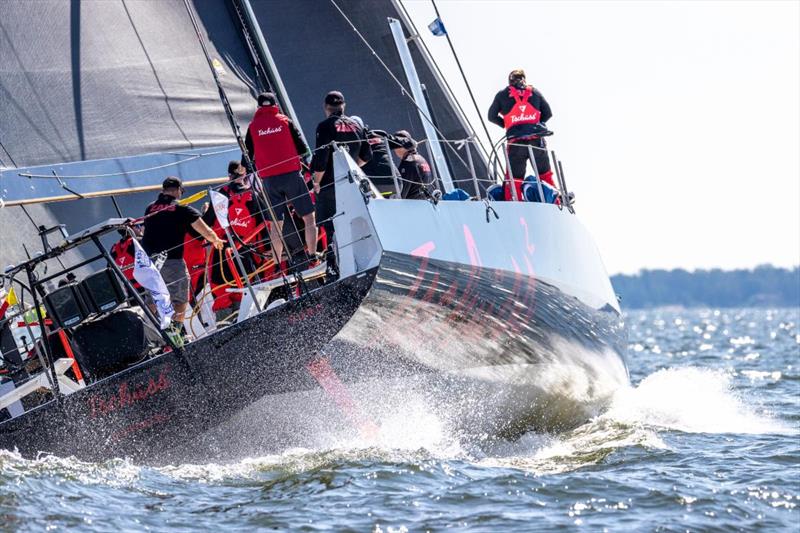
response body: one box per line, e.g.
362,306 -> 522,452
182,199 -> 629,458
0,270 -> 376,462
1,198 -> 627,462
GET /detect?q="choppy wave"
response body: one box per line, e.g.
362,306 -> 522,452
2,307 -> 798,530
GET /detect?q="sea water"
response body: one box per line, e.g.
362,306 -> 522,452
1,307 -> 797,531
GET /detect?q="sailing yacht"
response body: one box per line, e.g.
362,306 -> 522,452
0,0 -> 627,461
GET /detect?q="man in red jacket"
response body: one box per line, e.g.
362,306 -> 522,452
488,69 -> 555,201
245,92 -> 317,267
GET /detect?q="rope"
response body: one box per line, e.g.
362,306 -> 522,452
19,154 -> 203,180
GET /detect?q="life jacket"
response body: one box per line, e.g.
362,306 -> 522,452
248,105 -> 301,178
110,238 -> 141,289
222,186 -> 259,240
503,86 -> 541,131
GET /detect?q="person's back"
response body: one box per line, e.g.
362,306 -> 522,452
311,117 -> 371,188
357,124 -> 396,196
487,69 -> 555,200
141,176 -> 223,334
142,192 -> 200,259
245,96 -> 308,179
488,84 -> 551,142
311,91 -> 372,277
245,94 -> 317,268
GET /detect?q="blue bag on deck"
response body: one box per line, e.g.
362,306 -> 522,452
522,176 -> 560,204
442,188 -> 470,201
486,184 -> 504,201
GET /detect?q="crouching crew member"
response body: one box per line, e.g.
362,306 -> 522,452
311,91 -> 372,274
202,162 -> 271,320
141,177 -> 224,330
351,116 -> 397,197
245,92 -> 317,268
488,69 -> 554,201
390,130 -> 434,200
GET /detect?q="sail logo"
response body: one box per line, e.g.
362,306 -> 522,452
258,126 -> 283,136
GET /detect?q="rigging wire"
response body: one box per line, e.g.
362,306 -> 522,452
429,0 -> 496,157
0,141 -> 18,168
328,0 -> 472,173
227,0 -> 271,95
181,0 -> 292,266
395,0 -> 491,161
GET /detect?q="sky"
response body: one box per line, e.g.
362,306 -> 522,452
401,0 -> 800,275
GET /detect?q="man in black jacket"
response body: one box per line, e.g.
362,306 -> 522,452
390,131 -> 434,200
351,116 -> 397,197
488,69 -> 555,201
310,91 -> 372,273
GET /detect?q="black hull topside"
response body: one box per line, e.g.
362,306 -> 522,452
192,250 -> 628,459
0,271 -> 376,462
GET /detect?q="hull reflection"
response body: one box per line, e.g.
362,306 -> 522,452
327,252 -> 629,436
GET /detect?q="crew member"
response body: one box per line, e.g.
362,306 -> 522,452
201,161 -> 273,319
141,177 -> 224,331
245,92 -> 317,268
351,116 -> 397,197
110,223 -> 144,294
390,130 -> 435,200
488,69 -> 554,201
310,91 -> 372,274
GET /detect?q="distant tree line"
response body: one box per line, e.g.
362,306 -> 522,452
611,265 -> 800,309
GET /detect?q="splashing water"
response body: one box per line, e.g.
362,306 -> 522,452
1,308 -> 798,530
603,367 -> 790,435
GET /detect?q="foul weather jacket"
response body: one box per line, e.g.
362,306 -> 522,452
487,85 -> 552,140
310,112 -> 372,187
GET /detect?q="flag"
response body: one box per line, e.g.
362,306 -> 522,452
0,287 -> 17,320
210,189 -> 230,229
132,239 -> 174,329
428,17 -> 447,36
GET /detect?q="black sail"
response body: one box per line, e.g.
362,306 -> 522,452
247,0 -> 487,191
0,0 -> 486,265
0,0 -> 257,168
0,0 -> 261,264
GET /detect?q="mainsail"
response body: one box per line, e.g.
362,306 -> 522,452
0,0 -> 486,264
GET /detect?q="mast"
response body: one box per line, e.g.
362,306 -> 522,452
388,17 -> 454,193
232,0 -> 308,147
182,0 -> 291,261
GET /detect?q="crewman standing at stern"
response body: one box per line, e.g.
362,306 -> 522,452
245,92 -> 318,268
488,69 -> 555,201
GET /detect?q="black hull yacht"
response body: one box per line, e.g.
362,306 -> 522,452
0,151 -> 627,462
0,0 -> 627,462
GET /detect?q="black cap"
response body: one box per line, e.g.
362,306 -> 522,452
324,90 -> 345,106
390,130 -> 416,150
227,160 -> 242,175
508,69 -> 526,83
162,176 -> 183,190
257,92 -> 277,106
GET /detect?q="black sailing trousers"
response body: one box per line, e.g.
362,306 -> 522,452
507,137 -> 551,181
